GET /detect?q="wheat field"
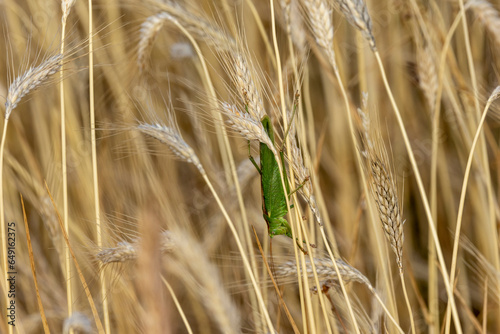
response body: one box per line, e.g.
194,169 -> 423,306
0,0 -> 499,333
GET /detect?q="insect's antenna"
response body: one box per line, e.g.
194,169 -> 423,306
280,90 -> 300,151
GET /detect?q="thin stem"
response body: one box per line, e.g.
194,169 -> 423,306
448,96 -> 496,316
161,276 -> 194,334
21,195 -> 51,333
244,0 -> 277,70
457,0 -> 481,118
373,50 -> 462,333
60,16 -> 73,327
445,2 -> 498,331
0,119 -> 9,334
88,1 -> 110,333
400,271 -> 415,333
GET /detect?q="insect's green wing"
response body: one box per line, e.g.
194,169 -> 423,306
260,116 -> 289,220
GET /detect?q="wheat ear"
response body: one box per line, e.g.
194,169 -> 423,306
221,103 -> 277,156
97,231 -> 175,265
335,0 -> 376,51
276,257 -> 404,333
417,45 -> 438,112
466,0 -> 500,47
63,312 -> 93,334
137,6 -> 236,73
370,159 -> 404,270
137,13 -> 170,73
61,0 -> 76,23
137,122 -> 204,173
153,2 -> 237,50
4,53 -> 63,120
229,52 -> 266,121
276,258 -> 371,286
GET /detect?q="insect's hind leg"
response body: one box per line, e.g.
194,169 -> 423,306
288,176 -> 310,198
248,140 -> 262,174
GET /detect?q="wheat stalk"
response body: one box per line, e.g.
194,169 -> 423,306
302,2 -> 373,331
60,0 -> 77,327
333,0 -> 462,328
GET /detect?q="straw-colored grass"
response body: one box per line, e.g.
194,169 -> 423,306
1,0 -> 500,333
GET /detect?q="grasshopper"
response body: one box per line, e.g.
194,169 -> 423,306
248,97 -> 308,248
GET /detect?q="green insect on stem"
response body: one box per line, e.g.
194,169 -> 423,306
247,112 -> 307,254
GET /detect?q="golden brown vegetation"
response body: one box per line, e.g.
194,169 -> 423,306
0,0 -> 499,333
